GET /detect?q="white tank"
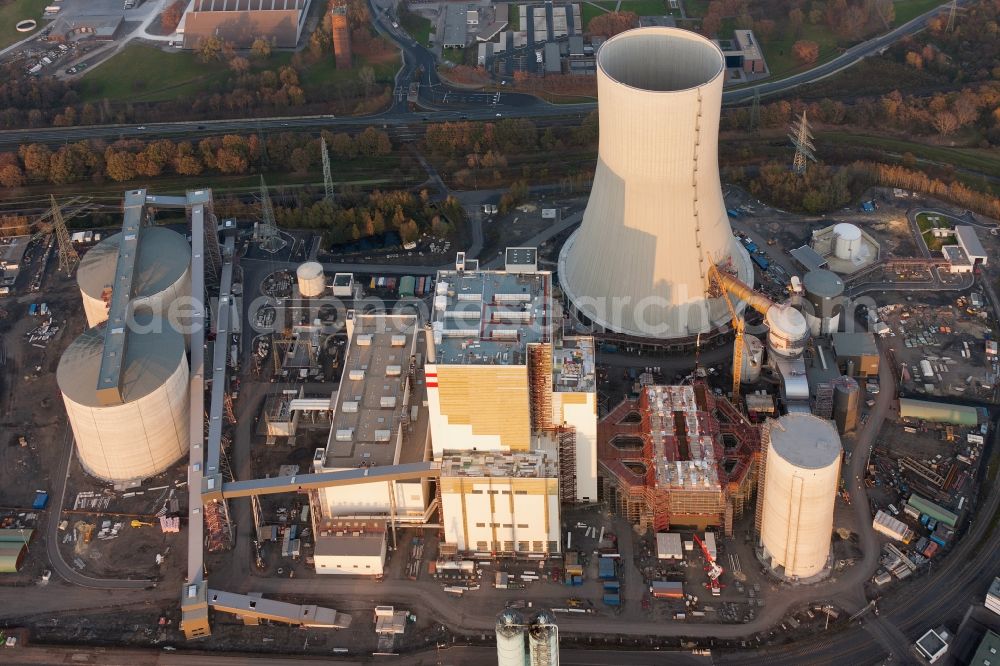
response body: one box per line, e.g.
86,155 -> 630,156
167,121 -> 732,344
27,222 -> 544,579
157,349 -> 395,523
559,27 -> 753,339
496,609 -> 527,666
760,414 -> 841,579
57,320 -> 189,482
832,223 -> 862,261
77,227 -> 191,328
296,261 -> 326,298
740,334 -> 764,383
765,304 -> 809,358
528,610 -> 559,666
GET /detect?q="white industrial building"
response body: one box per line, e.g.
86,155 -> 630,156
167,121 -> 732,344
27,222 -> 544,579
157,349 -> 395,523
439,450 -> 560,556
558,27 -> 754,340
759,413 -> 841,580
313,520 -> 388,576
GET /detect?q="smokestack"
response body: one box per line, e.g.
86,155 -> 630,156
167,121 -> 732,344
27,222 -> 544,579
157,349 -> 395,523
558,27 -> 753,340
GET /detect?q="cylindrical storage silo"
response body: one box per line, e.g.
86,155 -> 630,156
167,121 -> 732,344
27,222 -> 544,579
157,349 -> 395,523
832,223 -> 862,261
740,334 -> 764,383
297,261 -> 326,298
57,320 -> 190,483
801,269 -> 844,336
496,609 -> 527,666
528,610 -> 559,666
558,26 -> 754,340
760,414 -> 841,580
832,375 -> 860,434
765,304 -> 809,359
77,227 -> 190,329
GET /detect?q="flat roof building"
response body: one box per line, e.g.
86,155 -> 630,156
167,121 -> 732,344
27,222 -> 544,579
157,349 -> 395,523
0,235 -> 30,289
956,226 -> 987,265
442,4 -> 469,48
182,0 -> 313,49
313,520 -> 388,576
831,332 -> 880,377
969,630 -> 1000,666
899,397 -> 979,426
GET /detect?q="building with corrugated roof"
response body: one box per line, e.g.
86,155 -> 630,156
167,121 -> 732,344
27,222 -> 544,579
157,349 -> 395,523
182,0 -> 313,49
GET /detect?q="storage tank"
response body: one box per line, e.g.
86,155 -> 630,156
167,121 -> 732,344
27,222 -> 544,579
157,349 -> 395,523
765,304 -> 809,358
57,319 -> 189,482
558,26 -> 754,340
495,609 -> 527,666
760,414 -> 841,579
741,334 -> 764,383
297,261 -> 326,298
77,227 -> 191,328
832,223 -> 862,261
528,610 -> 559,666
801,269 -> 844,336
831,375 -> 860,434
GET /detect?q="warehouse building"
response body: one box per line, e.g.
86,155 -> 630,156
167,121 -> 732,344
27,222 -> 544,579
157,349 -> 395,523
899,398 -> 980,426
831,332 -> 880,377
182,0 -> 313,50
0,529 -> 32,573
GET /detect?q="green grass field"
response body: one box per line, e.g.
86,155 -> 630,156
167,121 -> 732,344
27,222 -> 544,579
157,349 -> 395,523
915,211 -> 957,251
818,132 -> 1000,179
894,0 -> 948,25
760,23 -> 839,79
620,0 -> 668,15
79,44 -> 400,105
683,0 -> 709,18
442,47 -> 466,66
399,9 -> 432,46
509,3 -> 520,27
0,0 -> 49,50
580,3 -> 607,30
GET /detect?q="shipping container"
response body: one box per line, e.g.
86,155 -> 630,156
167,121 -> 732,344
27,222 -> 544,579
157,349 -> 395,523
602,593 -> 620,606
598,557 -> 616,580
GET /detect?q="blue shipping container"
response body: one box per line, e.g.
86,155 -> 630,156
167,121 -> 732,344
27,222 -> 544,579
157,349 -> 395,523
930,534 -> 946,547
32,491 -> 48,510
603,581 -> 620,591
920,514 -> 930,526
602,593 -> 620,606
598,557 -> 616,580
751,254 -> 770,270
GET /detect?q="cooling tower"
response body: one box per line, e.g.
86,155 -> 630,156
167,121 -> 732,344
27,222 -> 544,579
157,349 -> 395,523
296,261 -> 326,297
528,610 -> 559,666
496,609 -> 527,666
558,26 -> 753,340
57,319 -> 189,483
77,227 -> 191,328
760,414 -> 841,579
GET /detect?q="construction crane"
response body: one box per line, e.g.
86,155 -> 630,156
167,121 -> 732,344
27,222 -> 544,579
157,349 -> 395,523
130,520 -> 154,528
692,533 -> 724,597
708,264 -> 745,404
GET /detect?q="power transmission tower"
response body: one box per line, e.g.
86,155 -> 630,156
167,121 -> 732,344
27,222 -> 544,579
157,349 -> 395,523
748,88 -> 760,135
321,137 -> 335,201
255,175 -> 283,252
50,195 -> 79,275
946,0 -> 958,32
788,111 -> 817,174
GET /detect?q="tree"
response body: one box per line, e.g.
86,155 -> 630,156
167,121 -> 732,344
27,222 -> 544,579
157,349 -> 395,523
105,150 -> 136,182
588,11 -> 638,38
290,147 -> 311,174
788,8 -> 805,37
229,56 -> 251,73
197,35 -> 224,62
356,126 -> 391,156
792,40 -> 820,64
0,164 -> 25,188
358,66 -> 376,97
399,219 -> 419,244
161,0 -> 186,32
251,38 -> 272,59
931,110 -> 960,136
19,144 -> 51,182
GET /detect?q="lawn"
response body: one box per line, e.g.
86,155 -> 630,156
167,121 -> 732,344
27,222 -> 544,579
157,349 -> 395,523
0,0 -> 49,50
509,3 -> 520,27
915,211 -> 957,251
817,132 -> 1000,179
580,3 -> 608,30
894,0 -> 948,25
78,44 -> 232,103
399,9 -> 432,46
620,0 -> 669,16
298,51 -> 400,94
683,0 -> 709,18
441,47 -> 466,66
760,23 -> 839,80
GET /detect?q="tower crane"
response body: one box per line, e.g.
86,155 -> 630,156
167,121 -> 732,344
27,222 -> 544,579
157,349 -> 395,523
692,533 -> 724,597
709,265 -> 745,403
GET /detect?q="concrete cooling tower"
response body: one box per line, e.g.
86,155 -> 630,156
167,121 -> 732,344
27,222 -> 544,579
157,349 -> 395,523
77,227 -> 191,328
57,319 -> 189,483
559,26 -> 753,340
760,413 -> 842,580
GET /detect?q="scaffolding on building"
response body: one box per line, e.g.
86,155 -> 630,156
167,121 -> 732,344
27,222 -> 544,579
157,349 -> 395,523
555,427 -> 577,504
528,344 -> 554,431
814,382 -> 834,419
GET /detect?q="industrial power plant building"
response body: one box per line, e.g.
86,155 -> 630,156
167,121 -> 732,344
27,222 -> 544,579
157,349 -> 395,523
181,0 -> 314,50
598,382 -> 759,536
559,27 -> 753,342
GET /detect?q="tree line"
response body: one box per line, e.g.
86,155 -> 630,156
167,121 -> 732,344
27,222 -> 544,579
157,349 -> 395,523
0,127 -> 392,188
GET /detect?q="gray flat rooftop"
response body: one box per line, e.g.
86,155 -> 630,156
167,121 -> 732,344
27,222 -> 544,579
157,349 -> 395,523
553,336 -> 595,393
0,235 -> 29,285
439,450 -> 558,478
955,225 -> 986,260
942,245 -> 970,267
769,413 -> 841,469
432,268 -> 551,365
791,245 -> 828,271
324,314 -> 428,469
315,525 -> 385,557
332,273 -> 353,286
832,331 -> 878,357
505,247 -> 537,269
442,4 -> 469,46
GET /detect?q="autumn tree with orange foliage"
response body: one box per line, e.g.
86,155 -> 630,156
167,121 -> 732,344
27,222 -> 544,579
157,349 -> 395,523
588,11 -> 638,38
792,40 -> 820,64
161,1 -> 186,33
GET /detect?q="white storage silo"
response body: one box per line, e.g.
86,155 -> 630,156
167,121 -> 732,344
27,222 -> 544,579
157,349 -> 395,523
297,261 -> 326,297
77,227 -> 191,328
765,304 -> 809,359
57,320 -> 189,483
528,610 -> 559,666
832,223 -> 862,261
496,609 -> 527,666
760,413 -> 841,579
740,335 -> 764,383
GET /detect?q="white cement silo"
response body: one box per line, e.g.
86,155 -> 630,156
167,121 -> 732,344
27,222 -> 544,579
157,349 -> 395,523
760,413 -> 841,580
496,609 -> 527,666
741,334 -> 764,383
832,223 -> 862,261
528,610 -> 559,666
77,227 -> 191,328
297,261 -> 326,297
57,320 -> 189,483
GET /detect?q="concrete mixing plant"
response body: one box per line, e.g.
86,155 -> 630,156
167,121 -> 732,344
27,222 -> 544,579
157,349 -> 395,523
528,610 -> 559,666
758,413 -> 842,580
558,27 -> 753,341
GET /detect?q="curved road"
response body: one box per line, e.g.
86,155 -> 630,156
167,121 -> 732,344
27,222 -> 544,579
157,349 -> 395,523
0,0 -> 963,149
